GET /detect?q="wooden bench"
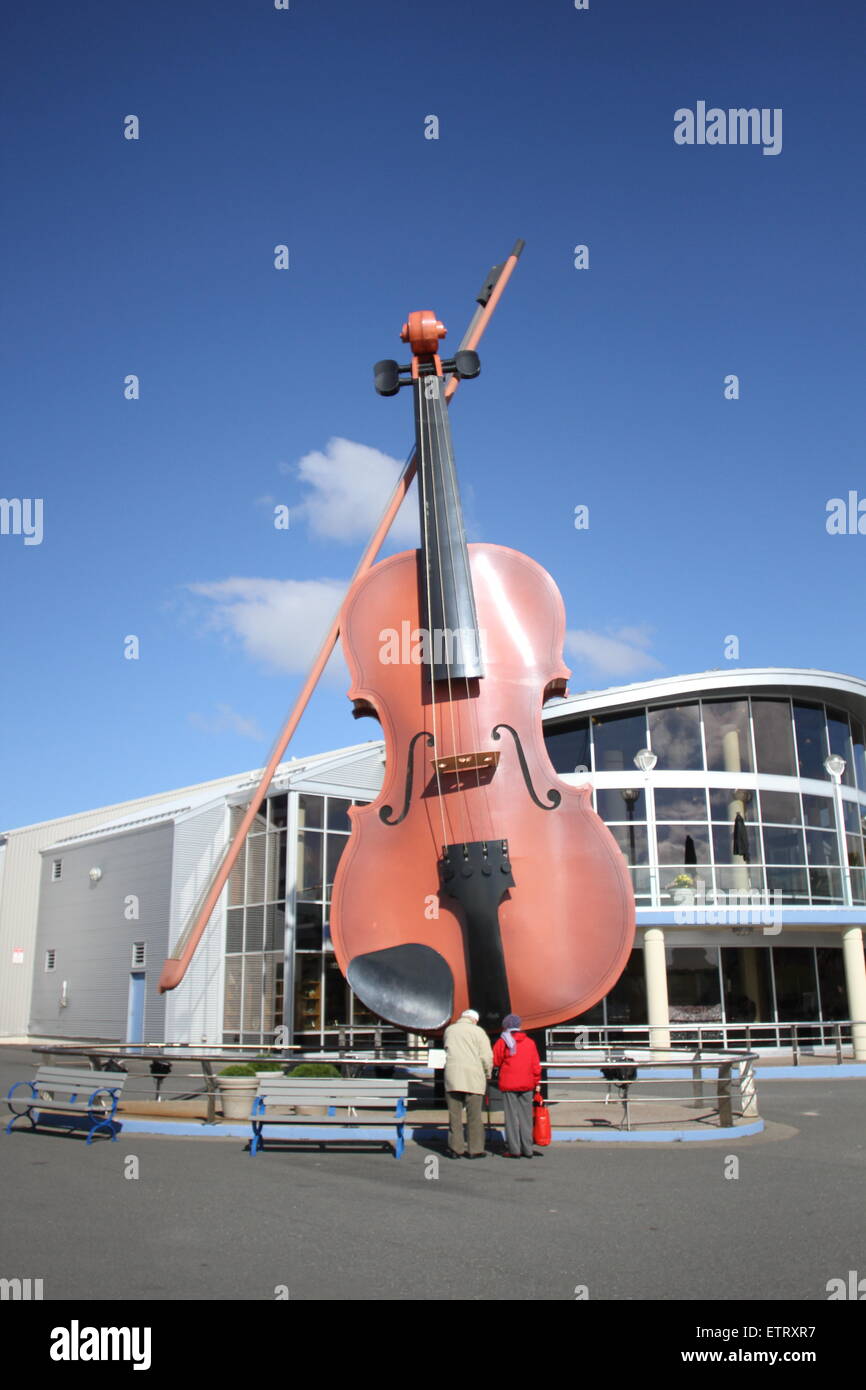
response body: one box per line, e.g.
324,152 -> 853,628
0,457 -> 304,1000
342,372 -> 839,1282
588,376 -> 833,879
249,1077 -> 410,1158
5,1066 -> 126,1144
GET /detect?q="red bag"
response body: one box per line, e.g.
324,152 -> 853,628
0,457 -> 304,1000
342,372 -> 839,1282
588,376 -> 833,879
532,1087 -> 551,1147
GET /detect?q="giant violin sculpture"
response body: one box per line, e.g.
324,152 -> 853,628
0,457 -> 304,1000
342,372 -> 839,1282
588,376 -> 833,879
330,310 -> 635,1034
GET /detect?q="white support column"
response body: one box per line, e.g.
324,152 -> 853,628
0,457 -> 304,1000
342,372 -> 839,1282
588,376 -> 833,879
644,927 -> 670,1052
841,926 -> 866,1061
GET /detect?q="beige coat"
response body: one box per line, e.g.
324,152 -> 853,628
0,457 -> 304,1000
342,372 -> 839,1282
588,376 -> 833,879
443,1016 -> 493,1095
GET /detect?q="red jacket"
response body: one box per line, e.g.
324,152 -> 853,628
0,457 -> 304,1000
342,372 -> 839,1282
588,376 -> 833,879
492,1033 -> 541,1092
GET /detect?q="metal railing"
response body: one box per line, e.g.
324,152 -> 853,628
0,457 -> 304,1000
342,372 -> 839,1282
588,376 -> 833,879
548,1020 -> 860,1062
29,1041 -> 760,1133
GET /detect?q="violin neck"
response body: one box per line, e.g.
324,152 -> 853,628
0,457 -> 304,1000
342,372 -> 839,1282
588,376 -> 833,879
413,369 -> 485,681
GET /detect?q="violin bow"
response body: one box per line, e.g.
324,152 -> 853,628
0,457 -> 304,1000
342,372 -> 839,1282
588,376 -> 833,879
158,239 -> 525,994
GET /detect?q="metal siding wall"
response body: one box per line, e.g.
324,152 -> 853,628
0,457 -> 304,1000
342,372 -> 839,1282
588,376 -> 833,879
299,751 -> 385,796
164,802 -> 230,1046
0,771 -> 245,1036
28,823 -> 173,1041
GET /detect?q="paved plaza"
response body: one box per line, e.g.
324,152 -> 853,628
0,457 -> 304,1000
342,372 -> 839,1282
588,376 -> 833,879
1,1046 -> 863,1302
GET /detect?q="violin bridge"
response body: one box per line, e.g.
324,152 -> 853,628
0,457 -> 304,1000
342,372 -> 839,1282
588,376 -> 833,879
432,750 -> 500,776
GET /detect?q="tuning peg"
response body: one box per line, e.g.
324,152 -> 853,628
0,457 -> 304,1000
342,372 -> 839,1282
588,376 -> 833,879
453,350 -> 480,380
374,359 -> 401,397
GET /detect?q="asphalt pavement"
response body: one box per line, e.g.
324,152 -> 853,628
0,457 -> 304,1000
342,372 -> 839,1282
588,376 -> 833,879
1,1044 -> 863,1302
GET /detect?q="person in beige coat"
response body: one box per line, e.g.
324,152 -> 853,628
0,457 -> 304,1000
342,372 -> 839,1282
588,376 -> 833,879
443,1009 -> 493,1158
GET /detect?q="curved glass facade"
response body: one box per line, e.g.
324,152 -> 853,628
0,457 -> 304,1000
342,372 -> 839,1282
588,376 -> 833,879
544,694 -> 866,907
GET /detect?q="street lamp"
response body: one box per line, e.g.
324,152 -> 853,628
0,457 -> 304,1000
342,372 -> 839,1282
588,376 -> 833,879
824,755 -> 852,906
633,750 -> 658,903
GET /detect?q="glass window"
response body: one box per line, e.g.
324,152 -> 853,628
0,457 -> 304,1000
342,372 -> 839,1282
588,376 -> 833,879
758,789 -> 802,826
324,957 -> 349,1029
666,947 -> 721,1017
326,835 -> 347,891
296,833 -> 324,898
842,800 -> 863,834
709,788 -> 757,822
262,953 -> 278,1034
715,864 -> 765,895
703,699 -> 754,773
649,703 -> 703,771
827,709 -> 856,787
264,903 -> 285,952
326,798 -> 352,832
765,866 -> 808,901
606,824 -> 649,865
268,794 -> 288,829
226,908 -> 243,954
809,868 -> 842,901
654,787 -> 708,821
851,719 -> 866,791
802,794 -> 835,830
242,952 -> 264,1034
544,718 -> 591,774
245,905 -> 264,952
772,947 -> 819,1020
805,829 -> 839,867
591,710 -> 647,773
295,955 -> 322,1031
846,835 -> 864,868
656,824 -> 710,866
816,947 -> 848,1020
223,958 -> 242,1035
228,840 -> 246,907
762,826 -> 806,865
246,835 -> 267,904
298,794 -> 323,830
721,946 -> 772,1023
793,702 -> 828,781
752,699 -> 796,777
628,867 -> 652,898
851,868 -> 866,904
295,902 -> 323,951
596,786 -> 646,820
604,950 -> 646,1026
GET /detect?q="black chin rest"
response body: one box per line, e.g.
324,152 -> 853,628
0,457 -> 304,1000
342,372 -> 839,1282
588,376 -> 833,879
347,944 -> 454,1033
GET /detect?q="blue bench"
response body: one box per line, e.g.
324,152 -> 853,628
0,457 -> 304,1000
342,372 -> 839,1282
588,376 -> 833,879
249,1076 -> 410,1157
5,1066 -> 126,1144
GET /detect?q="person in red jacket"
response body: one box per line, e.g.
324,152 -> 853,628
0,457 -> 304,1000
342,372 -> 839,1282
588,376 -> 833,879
492,1013 -> 542,1158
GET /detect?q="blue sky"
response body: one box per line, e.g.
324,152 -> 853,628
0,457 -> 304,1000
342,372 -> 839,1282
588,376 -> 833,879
2,0 -> 864,829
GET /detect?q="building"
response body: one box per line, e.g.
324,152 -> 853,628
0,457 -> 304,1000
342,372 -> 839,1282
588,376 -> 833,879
2,668 -> 865,1055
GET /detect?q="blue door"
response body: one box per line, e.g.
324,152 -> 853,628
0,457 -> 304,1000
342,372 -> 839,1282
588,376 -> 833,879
126,972 -> 145,1044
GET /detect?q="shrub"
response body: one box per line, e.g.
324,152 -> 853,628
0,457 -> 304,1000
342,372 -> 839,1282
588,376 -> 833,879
287,1062 -> 341,1078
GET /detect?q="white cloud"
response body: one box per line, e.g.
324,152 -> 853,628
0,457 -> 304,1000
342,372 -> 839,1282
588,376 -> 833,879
189,576 -> 349,678
565,626 -> 663,678
188,704 -> 266,741
287,437 -> 418,545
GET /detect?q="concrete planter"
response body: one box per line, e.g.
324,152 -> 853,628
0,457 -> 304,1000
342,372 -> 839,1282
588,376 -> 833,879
217,1076 -> 257,1120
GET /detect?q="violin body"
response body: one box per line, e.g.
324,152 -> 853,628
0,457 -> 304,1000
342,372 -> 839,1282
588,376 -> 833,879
330,540 -> 635,1032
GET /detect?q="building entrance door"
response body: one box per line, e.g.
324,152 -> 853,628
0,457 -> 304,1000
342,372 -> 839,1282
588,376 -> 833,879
126,971 -> 145,1044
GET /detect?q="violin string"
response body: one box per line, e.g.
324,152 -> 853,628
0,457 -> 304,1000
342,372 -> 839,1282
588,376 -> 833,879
423,368 -> 470,849
417,369 -> 450,857
430,368 -> 488,845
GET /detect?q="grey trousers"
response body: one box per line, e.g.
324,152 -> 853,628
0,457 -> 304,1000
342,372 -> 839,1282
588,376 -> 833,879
502,1090 -> 534,1156
447,1091 -> 485,1155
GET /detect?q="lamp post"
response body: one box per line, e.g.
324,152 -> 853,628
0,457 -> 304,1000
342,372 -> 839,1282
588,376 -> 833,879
824,755 -> 852,907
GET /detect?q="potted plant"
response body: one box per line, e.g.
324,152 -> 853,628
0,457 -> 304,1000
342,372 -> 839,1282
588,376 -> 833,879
668,872 -> 696,905
286,1061 -> 341,1116
217,1059 -> 283,1120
